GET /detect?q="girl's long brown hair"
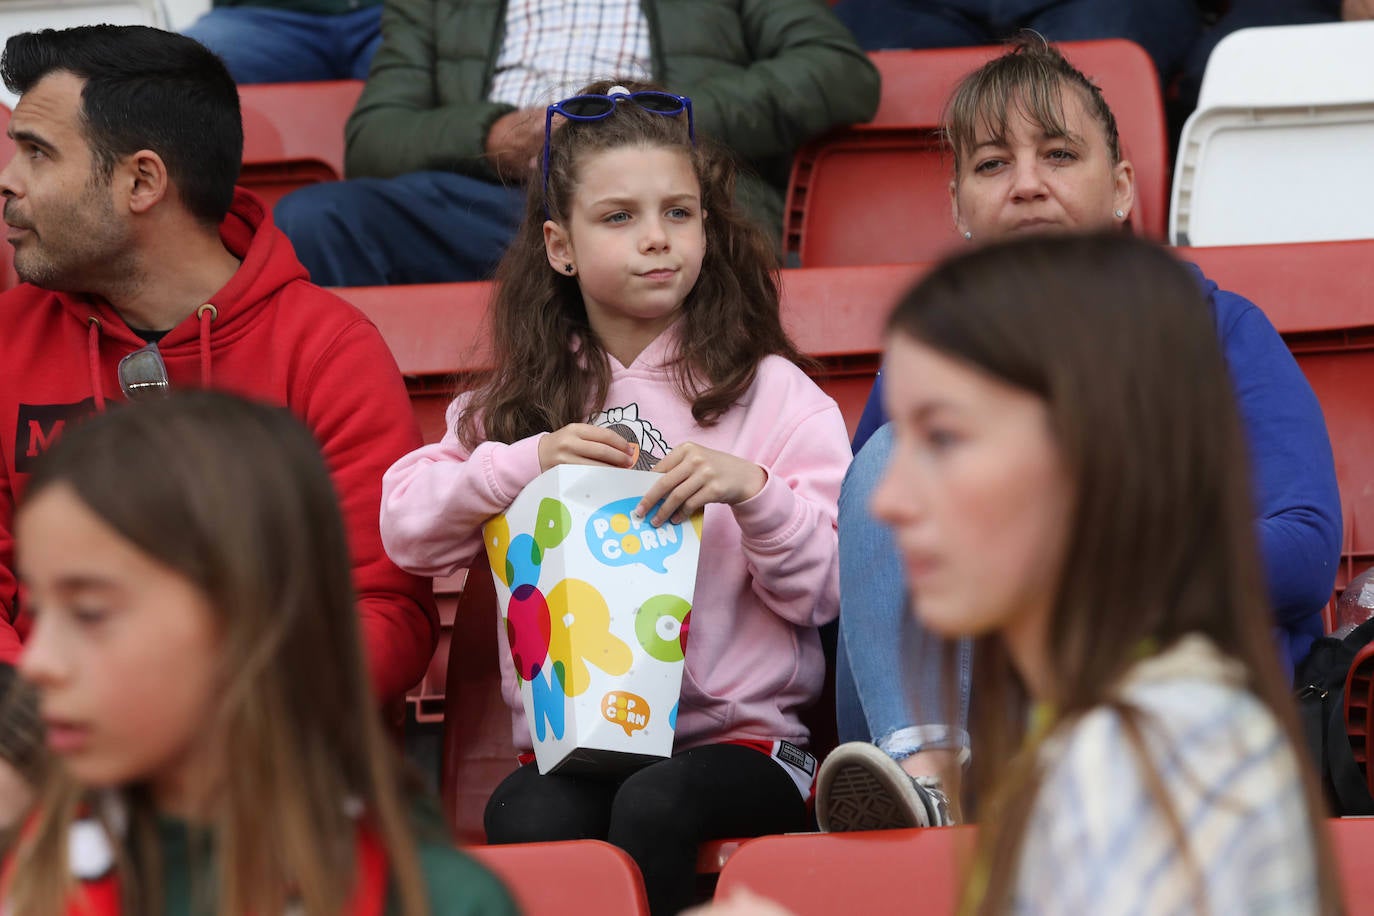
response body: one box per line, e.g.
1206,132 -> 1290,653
8,392 -> 432,916
886,233 -> 1339,914
458,78 -> 807,448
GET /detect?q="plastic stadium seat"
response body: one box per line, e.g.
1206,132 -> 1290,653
237,80 -> 364,210
440,552 -> 519,843
1183,239 -> 1374,603
333,282 -> 493,742
714,827 -> 976,913
1344,642 -> 1374,798
1332,817 -> 1374,915
334,281 -> 494,444
778,264 -> 922,436
786,41 -> 1167,267
469,840 -> 649,916
1171,22 -> 1374,247
406,571 -> 462,725
342,267 -> 918,441
715,822 -> 1372,914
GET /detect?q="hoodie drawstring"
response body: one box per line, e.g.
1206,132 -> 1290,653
86,317 -> 106,411
85,305 -> 217,408
197,304 -> 217,387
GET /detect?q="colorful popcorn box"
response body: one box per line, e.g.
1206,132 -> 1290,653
483,465 -> 702,776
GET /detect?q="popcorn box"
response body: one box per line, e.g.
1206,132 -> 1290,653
483,465 -> 702,776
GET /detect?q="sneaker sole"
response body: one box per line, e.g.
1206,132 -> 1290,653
817,748 -> 934,832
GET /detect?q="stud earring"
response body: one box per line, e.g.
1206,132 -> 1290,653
963,230 -> 973,241
564,263 -> 575,274
1114,209 -> 1125,219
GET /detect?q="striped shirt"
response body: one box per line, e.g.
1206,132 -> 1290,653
1014,635 -> 1319,915
489,0 -> 653,109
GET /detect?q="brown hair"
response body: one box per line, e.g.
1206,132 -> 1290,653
944,35 -> 1121,177
8,391 -> 431,916
885,233 -> 1339,914
458,78 -> 807,448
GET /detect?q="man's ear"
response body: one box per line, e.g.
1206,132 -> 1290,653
121,149 -> 168,215
544,219 -> 574,274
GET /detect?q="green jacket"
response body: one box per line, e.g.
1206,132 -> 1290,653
345,0 -> 880,235
213,0 -> 382,13
155,813 -> 519,916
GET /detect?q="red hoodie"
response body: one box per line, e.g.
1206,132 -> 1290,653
0,188 -> 437,703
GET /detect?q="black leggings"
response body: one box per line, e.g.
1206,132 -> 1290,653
484,743 -> 809,915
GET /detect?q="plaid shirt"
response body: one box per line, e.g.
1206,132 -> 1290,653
489,0 -> 653,109
1013,636 -> 1319,914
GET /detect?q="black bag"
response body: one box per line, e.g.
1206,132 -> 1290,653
1294,615 -> 1374,815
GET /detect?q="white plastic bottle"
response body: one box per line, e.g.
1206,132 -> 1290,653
1334,568 -> 1374,639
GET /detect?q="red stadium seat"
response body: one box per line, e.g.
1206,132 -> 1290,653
1183,239 -> 1374,608
342,268 -> 920,442
335,281 -> 494,444
714,821 -> 1374,914
334,282 -> 494,748
714,827 -> 976,914
237,80 -> 363,210
1333,816 -> 1374,914
786,41 -> 1167,267
406,571 -> 461,724
469,840 -> 650,916
778,264 -> 923,438
1343,642 -> 1374,799
440,551 -> 520,844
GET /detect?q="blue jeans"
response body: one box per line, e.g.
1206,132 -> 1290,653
274,171 -> 527,286
183,6 -> 383,84
832,0 -> 1203,79
835,423 -> 974,761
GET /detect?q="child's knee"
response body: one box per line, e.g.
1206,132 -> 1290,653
609,767 -> 694,840
484,767 -> 616,843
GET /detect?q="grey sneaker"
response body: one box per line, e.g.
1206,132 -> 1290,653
816,741 -> 955,832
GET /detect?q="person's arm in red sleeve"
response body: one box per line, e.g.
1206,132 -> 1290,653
0,461 -> 25,666
0,465 -> 40,823
299,316 -> 439,705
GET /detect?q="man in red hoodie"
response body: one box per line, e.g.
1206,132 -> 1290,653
0,25 -> 438,810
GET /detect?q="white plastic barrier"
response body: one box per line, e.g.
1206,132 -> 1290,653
1170,21 -> 1374,247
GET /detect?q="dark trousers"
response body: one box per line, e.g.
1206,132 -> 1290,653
832,0 -> 1204,79
273,170 -> 527,287
1176,0 -> 1342,113
484,744 -> 809,915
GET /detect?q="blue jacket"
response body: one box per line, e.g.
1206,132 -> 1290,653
853,268 -> 1342,677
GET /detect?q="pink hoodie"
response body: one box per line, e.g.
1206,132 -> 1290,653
380,325 -> 850,752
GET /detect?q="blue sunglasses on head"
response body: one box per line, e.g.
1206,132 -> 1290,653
542,86 -> 695,218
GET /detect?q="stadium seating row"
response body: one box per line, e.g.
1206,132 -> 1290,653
0,38 -> 1170,288
469,817 -> 1374,915
3,32 -> 1363,285
2,29 -> 1371,879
